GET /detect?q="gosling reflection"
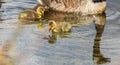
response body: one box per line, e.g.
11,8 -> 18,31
93,14 -> 110,64
48,31 -> 71,44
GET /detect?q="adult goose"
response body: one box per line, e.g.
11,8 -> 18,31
36,0 -> 106,15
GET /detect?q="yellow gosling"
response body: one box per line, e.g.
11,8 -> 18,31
48,20 -> 71,32
18,5 -> 45,23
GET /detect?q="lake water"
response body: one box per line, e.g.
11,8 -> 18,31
0,0 -> 120,65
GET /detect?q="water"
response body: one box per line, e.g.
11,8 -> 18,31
0,0 -> 120,65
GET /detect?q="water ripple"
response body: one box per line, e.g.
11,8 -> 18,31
106,2 -> 120,20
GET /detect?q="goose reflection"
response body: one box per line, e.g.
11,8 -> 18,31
44,11 -> 111,64
0,0 -> 2,8
0,0 -> 3,22
43,10 -> 105,43
0,0 -> 4,7
0,0 -> 4,11
93,14 -> 110,64
0,0 -> 4,22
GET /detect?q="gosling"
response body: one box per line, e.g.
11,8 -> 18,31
48,20 -> 72,32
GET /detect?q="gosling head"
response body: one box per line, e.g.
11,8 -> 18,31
35,6 -> 45,18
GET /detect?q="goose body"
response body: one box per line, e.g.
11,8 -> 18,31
37,0 -> 106,15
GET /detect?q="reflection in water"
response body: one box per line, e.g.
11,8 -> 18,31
0,0 -> 4,22
43,10 -> 98,39
93,14 -> 110,64
0,23 -> 23,65
0,0 -> 4,11
0,0 -> 119,64
0,42 -> 14,65
0,0 -> 2,22
0,0 -> 2,8
43,10 -> 110,64
0,1 -> 15,65
48,31 -> 71,44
